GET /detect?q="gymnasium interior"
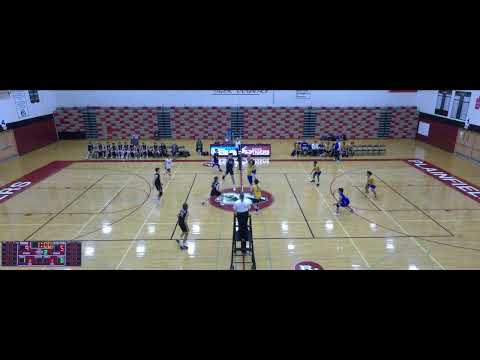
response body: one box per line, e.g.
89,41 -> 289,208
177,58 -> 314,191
1,90 -> 480,270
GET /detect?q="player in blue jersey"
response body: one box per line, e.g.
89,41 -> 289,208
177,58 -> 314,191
335,188 -> 354,215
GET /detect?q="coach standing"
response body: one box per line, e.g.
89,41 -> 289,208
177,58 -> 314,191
233,193 -> 252,253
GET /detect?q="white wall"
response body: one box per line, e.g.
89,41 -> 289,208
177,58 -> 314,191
54,90 -> 417,108
0,91 -> 57,124
417,90 -> 480,126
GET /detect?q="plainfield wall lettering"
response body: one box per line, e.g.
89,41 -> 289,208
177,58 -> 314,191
405,159 -> 480,202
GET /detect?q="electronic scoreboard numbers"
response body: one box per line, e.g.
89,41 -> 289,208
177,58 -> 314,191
1,241 -> 81,267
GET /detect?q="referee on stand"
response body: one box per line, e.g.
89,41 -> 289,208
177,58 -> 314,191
233,193 -> 252,254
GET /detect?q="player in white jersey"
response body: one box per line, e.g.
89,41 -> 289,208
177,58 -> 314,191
164,157 -> 173,177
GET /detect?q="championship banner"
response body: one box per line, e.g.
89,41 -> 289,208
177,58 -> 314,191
11,90 -> 30,119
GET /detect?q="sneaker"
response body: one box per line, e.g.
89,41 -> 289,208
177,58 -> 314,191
182,245 -> 188,251
316,183 -> 320,187
310,180 -> 315,183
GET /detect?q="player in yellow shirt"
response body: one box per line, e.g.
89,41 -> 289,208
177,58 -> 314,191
365,171 -> 377,199
310,161 -> 322,187
251,179 -> 262,212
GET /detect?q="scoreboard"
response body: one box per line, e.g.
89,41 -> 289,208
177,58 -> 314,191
1,241 -> 82,267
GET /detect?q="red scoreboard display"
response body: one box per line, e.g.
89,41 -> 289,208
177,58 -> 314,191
1,241 -> 81,267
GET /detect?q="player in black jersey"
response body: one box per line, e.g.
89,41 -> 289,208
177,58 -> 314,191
116,143 -> 123,159
153,143 -> 160,158
201,176 -> 221,206
87,142 -> 94,159
141,143 -> 148,159
111,143 -> 117,159
148,144 -> 154,158
160,143 -> 167,157
106,142 -> 112,159
176,203 -> 189,250
97,143 -> 104,159
222,153 -> 236,190
212,149 -> 222,172
123,142 -> 129,159
153,167 -> 163,200
128,144 -> 134,159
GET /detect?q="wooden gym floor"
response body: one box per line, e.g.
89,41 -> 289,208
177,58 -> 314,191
1,139 -> 480,270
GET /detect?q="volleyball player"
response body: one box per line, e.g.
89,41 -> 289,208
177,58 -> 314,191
335,188 -> 354,215
106,142 -> 112,159
111,142 -> 117,159
212,149 -> 222,172
117,142 -> 123,159
87,141 -> 94,159
310,161 -> 322,187
365,171 -> 377,199
153,143 -> 160,158
222,153 -> 236,191
97,142 -> 104,159
141,142 -> 148,159
251,179 -> 262,212
176,203 -> 189,251
153,167 -> 163,200
201,176 -> 221,206
246,159 -> 256,191
164,156 -> 173,177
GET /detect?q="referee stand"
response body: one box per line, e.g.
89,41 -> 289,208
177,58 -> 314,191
230,213 -> 256,270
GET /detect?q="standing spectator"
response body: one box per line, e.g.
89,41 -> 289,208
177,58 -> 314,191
171,143 -> 178,158
196,138 -> 203,154
311,141 -> 318,156
1,120 -> 7,132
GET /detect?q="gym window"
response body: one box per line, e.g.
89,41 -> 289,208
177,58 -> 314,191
434,90 -> 452,117
28,90 -> 40,104
450,91 -> 471,121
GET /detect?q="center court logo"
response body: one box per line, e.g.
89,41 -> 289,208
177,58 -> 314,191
209,188 -> 274,212
215,192 -> 267,206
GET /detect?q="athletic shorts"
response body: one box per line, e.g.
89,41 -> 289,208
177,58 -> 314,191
155,183 -> 162,192
210,189 -> 221,197
339,199 -> 350,207
247,175 -> 253,185
225,167 -> 234,176
165,168 -> 171,173
179,222 -> 189,233
313,171 -> 321,177
367,184 -> 376,190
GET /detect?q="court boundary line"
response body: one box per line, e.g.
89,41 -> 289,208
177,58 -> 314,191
336,166 -> 447,269
374,174 -> 454,237
22,175 -> 106,241
0,235 -> 455,242
284,174 -> 315,239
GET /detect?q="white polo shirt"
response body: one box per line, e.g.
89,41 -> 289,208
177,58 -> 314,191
233,198 -> 252,213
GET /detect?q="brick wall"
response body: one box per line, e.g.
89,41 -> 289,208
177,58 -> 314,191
243,107 -> 304,139
94,107 -> 157,139
315,107 -> 380,138
53,107 -> 85,132
170,107 -> 230,139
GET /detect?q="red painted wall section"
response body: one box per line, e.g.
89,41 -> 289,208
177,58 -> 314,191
415,116 -> 458,153
13,117 -> 58,155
